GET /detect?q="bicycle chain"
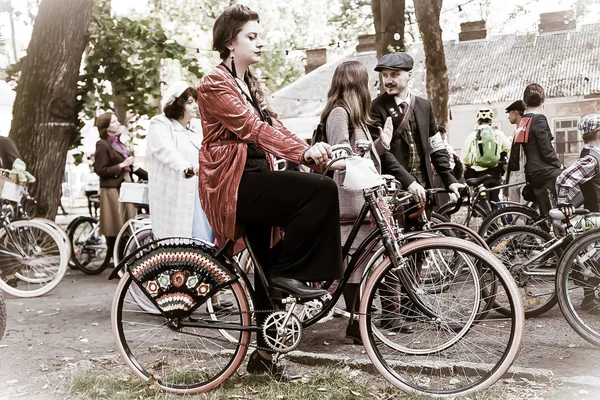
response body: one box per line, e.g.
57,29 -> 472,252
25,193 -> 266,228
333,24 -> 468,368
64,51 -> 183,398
176,308 -> 299,354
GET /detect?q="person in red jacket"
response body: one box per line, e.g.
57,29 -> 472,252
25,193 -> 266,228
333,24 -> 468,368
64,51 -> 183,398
197,4 -> 343,378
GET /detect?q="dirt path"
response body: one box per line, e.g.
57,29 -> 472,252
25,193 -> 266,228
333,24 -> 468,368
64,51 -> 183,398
1,267 -> 599,399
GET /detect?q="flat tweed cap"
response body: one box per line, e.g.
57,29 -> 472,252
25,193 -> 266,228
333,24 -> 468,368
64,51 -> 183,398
375,52 -> 414,72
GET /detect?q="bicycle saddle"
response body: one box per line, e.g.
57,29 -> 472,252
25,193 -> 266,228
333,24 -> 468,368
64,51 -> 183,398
465,174 -> 492,187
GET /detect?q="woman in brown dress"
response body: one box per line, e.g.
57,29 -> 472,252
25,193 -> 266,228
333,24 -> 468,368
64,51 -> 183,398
93,112 -> 138,263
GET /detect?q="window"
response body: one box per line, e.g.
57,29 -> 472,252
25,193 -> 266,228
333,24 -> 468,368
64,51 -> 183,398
553,117 -> 581,165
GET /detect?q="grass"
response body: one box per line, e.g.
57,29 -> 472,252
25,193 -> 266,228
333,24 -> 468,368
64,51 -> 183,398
61,362 -> 562,400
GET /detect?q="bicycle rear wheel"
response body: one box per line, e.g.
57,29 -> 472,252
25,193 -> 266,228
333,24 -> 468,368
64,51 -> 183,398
112,272 -> 251,394
68,216 -> 110,275
360,237 -> 524,397
478,205 -> 542,238
556,229 -> 600,347
0,220 -> 68,297
486,225 -> 559,318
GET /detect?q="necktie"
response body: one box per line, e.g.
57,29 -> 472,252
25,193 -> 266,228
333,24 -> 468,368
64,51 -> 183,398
400,101 -> 408,115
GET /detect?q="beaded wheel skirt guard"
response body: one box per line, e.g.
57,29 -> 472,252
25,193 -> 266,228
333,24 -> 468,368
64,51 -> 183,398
125,238 -> 235,319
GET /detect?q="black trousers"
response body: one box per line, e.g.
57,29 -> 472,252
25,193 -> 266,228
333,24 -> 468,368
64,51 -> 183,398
527,168 -> 561,217
236,170 -> 343,345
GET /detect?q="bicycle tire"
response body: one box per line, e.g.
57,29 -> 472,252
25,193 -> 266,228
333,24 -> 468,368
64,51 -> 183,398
486,225 -> 559,318
68,216 -> 110,275
0,220 -> 68,297
112,271 -> 251,394
360,237 -> 524,397
556,228 -> 600,347
0,292 -> 5,340
33,218 -> 72,261
478,205 -> 542,238
113,215 -> 151,267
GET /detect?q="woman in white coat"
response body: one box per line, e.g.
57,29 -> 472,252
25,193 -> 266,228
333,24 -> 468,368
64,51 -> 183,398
145,81 -> 214,241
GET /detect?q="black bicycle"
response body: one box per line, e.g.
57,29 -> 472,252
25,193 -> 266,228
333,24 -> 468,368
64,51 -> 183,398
108,143 -> 524,397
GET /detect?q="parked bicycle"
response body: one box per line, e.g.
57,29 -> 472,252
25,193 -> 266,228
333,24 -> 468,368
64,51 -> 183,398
67,215 -> 110,275
438,174 -> 536,235
109,143 -> 524,397
486,206 -> 600,319
552,209 -> 600,347
0,186 -> 69,297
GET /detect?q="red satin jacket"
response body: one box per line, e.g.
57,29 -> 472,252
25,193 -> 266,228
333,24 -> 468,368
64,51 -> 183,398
197,65 -> 310,245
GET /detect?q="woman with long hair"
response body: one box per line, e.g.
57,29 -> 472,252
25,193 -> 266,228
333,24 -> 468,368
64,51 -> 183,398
321,61 -> 393,344
197,4 -> 343,378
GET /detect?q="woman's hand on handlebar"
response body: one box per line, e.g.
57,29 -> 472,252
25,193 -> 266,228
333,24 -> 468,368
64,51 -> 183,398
303,142 -> 332,165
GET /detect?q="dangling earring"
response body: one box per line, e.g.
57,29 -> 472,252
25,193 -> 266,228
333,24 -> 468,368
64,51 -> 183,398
230,52 -> 237,78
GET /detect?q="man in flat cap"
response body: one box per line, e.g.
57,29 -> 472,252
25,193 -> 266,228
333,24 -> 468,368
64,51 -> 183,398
370,52 -> 463,207
555,113 -> 600,315
369,52 -> 464,333
505,100 -> 527,202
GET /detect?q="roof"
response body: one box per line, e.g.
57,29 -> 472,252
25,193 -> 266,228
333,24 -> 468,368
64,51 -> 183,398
271,23 -> 600,124
437,23 -> 600,105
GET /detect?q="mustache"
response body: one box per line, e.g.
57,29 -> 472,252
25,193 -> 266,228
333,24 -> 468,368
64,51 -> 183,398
384,83 -> 398,88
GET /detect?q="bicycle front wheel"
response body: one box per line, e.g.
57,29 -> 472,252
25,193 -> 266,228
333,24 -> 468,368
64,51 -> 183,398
556,228 -> 600,347
0,220 -> 68,297
359,237 -> 524,398
486,225 -> 559,318
112,272 -> 251,394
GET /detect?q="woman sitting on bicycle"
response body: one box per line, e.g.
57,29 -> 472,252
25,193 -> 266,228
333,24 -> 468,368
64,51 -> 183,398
196,4 -> 343,378
321,60 -> 394,344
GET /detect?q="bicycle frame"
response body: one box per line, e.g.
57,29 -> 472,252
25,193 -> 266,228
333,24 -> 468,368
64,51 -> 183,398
176,181 -> 443,334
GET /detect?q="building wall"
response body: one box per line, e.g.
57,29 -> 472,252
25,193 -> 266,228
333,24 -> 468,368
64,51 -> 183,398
446,97 -> 600,167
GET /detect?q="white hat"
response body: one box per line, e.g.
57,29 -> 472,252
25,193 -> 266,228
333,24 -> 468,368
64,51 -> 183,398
161,81 -> 191,110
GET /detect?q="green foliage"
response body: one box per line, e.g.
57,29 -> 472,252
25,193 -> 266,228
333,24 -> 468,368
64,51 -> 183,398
77,5 -> 204,129
328,0 -> 374,46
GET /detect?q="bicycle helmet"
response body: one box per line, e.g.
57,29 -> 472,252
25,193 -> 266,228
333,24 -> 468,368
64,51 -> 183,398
476,108 -> 494,121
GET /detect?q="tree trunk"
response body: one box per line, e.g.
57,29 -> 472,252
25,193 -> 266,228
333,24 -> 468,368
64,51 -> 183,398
414,0 -> 449,126
8,0 -> 93,219
371,0 -> 405,60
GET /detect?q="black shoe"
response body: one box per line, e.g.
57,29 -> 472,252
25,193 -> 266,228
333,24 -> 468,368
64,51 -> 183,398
268,277 -> 328,299
246,350 -> 291,381
343,320 -> 362,345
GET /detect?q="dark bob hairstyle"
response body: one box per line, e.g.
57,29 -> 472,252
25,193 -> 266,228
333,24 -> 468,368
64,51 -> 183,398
163,87 -> 198,120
